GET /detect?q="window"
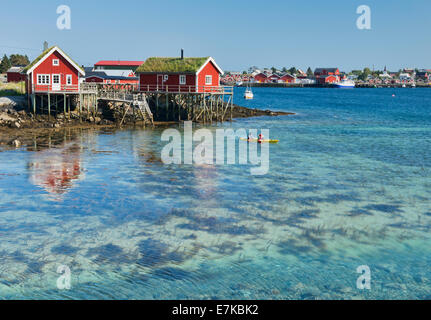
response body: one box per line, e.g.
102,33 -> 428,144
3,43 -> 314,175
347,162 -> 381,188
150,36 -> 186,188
179,75 -> 186,85
66,75 -> 72,85
37,74 -> 50,85
205,75 -> 212,85
53,59 -> 59,66
164,75 -> 169,81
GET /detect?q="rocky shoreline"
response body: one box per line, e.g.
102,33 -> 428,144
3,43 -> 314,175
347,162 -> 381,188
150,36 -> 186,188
0,96 -> 294,149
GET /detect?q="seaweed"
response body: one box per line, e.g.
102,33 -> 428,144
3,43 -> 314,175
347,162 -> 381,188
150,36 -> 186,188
51,244 -> 79,255
364,204 -> 403,214
152,267 -> 192,281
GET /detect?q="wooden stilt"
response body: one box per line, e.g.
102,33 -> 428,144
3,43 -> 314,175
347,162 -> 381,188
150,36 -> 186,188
48,93 -> 51,120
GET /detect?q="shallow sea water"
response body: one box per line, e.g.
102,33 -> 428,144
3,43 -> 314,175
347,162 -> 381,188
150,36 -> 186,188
0,87 -> 430,299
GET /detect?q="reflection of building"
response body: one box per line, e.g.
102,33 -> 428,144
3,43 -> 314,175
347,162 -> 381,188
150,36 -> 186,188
28,142 -> 83,198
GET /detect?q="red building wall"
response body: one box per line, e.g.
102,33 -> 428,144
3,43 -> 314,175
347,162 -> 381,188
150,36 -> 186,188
281,75 -> 295,83
7,72 -> 26,83
197,61 -> 220,91
30,50 -> 80,93
138,60 -> 221,92
254,74 -> 267,83
139,73 -> 196,91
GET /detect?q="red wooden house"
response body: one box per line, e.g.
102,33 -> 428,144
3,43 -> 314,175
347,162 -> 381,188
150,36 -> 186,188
24,46 -> 85,94
280,73 -> 296,83
314,67 -> 340,84
136,56 -> 224,93
253,73 -> 268,83
6,67 -> 26,82
267,74 -> 281,83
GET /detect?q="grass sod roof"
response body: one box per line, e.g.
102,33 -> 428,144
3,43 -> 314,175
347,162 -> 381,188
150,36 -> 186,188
136,57 -> 209,73
23,46 -> 85,74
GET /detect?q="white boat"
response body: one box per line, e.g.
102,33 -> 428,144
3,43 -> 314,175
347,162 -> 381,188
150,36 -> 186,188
236,81 -> 243,86
333,79 -> 355,88
244,88 -> 254,100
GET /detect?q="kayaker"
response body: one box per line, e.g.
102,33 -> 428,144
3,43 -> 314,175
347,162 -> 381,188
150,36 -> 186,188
247,133 -> 254,142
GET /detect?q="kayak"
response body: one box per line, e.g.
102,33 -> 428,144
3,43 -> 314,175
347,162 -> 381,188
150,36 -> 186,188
240,138 -> 279,143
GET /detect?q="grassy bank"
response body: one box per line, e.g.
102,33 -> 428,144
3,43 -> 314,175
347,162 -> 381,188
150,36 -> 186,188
0,81 -> 26,97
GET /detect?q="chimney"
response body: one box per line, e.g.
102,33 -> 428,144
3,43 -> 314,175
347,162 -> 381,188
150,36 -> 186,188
181,48 -> 184,60
43,41 -> 48,51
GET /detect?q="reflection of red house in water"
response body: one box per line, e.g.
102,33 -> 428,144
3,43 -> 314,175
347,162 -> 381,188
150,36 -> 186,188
28,143 -> 83,199
314,68 -> 340,85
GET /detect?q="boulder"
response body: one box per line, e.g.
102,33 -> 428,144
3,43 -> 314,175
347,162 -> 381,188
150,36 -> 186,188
11,139 -> 21,147
0,112 -> 16,122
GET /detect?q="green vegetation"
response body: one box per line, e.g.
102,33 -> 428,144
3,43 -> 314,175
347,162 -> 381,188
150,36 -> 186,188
22,46 -> 54,73
307,67 -> 313,77
9,54 -> 30,67
289,67 -> 297,75
22,46 -> 84,74
0,55 -> 11,73
136,57 -> 209,73
0,82 -> 26,97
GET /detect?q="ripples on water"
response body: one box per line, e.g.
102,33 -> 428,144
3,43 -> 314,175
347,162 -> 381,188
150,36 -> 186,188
0,88 -> 430,299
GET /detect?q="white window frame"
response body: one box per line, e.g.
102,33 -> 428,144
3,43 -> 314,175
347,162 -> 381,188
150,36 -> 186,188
164,74 -> 169,81
179,75 -> 186,85
66,74 -> 72,85
205,75 -> 212,85
37,74 -> 50,85
53,59 -> 60,66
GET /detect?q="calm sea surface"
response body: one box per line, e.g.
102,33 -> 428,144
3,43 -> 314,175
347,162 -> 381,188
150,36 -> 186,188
0,87 -> 430,299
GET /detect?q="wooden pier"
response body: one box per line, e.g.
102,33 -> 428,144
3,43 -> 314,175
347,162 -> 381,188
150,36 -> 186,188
29,83 -> 234,125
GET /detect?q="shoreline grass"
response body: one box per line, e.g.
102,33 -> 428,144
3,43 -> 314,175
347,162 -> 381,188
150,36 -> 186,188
0,82 -> 26,97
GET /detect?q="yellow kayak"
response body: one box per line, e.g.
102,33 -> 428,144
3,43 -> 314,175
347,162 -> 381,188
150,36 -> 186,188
240,138 -> 279,143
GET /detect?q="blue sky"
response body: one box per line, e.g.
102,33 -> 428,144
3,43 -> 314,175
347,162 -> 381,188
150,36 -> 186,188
1,0 -> 430,72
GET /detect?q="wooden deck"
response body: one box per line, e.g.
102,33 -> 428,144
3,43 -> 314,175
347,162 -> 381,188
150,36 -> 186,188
29,83 -> 233,124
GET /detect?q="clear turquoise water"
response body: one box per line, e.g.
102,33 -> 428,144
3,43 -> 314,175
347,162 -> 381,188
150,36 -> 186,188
0,87 -> 430,299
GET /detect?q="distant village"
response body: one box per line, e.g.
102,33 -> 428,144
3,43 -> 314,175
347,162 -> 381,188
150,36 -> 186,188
1,45 -> 430,89
221,66 -> 431,87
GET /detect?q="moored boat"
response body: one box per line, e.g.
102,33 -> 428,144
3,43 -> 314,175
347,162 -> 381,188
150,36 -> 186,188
333,79 -> 355,88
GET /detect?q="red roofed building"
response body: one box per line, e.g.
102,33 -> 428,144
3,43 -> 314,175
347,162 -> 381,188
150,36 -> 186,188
253,73 -> 268,83
136,56 -> 224,93
280,73 -> 296,83
267,74 -> 280,83
24,46 -> 85,94
7,67 -> 26,83
314,68 -> 340,85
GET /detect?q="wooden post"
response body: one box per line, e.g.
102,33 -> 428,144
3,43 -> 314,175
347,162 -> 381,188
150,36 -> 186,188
63,94 -> 66,116
231,90 -> 233,121
178,95 -> 181,122
79,93 -> 82,123
55,94 -> 58,116
166,93 -> 169,121
156,93 -> 159,119
48,93 -> 51,120
68,95 -> 71,120
32,94 -> 36,117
